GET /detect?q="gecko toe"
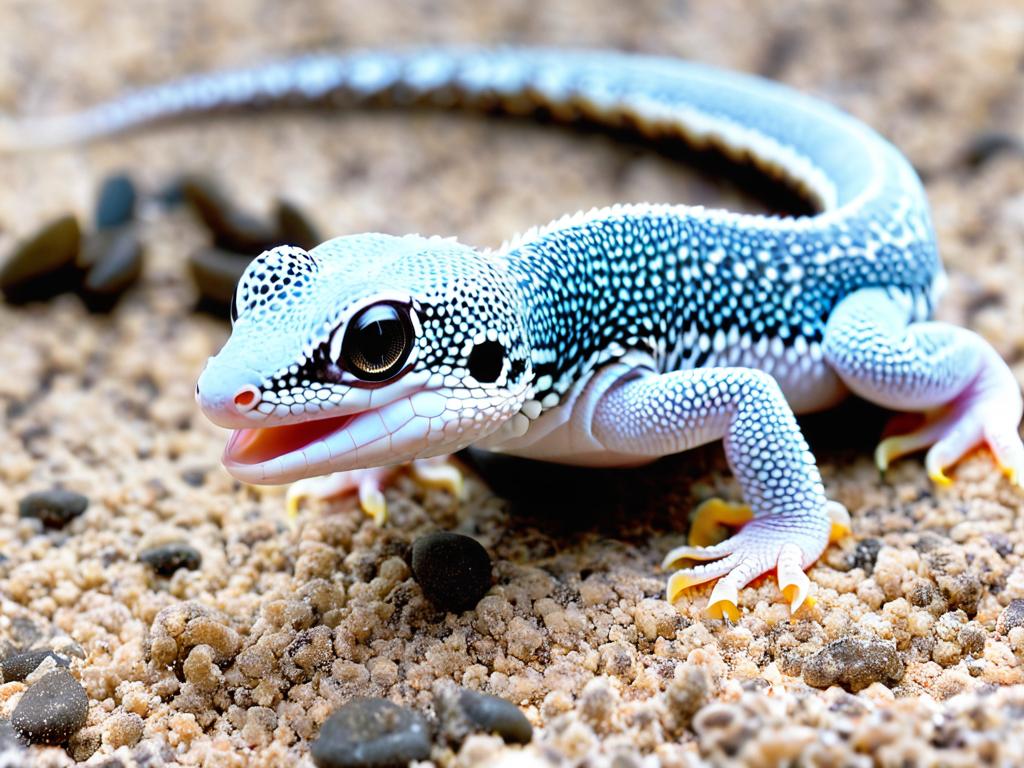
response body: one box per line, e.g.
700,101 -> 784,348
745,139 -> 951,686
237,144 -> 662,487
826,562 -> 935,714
687,497 -> 754,547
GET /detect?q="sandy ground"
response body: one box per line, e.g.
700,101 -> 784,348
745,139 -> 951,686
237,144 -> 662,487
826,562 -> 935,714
2,0 -> 1024,765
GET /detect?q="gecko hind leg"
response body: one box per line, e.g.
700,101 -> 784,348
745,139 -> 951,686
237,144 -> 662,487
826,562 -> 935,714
824,287 -> 1024,487
286,455 -> 465,525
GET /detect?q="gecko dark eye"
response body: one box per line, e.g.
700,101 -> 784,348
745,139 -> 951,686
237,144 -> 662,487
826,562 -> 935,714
340,303 -> 414,381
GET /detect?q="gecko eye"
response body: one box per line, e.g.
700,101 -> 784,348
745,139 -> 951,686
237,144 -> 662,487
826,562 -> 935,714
339,303 -> 414,382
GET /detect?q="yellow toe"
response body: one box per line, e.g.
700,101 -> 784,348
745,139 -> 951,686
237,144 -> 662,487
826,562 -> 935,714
706,598 -> 740,621
688,498 -> 753,547
358,483 -> 388,525
666,570 -> 705,604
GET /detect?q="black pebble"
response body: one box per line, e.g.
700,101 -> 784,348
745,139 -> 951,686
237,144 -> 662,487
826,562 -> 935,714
0,649 -> 70,683
410,532 -> 492,612
18,489 -> 89,529
11,669 -> 89,744
848,538 -> 882,575
189,247 -> 253,312
95,173 -> 137,229
181,176 -> 281,253
960,131 -> 1024,170
139,543 -> 202,576
310,697 -> 431,768
79,227 -> 144,312
437,685 -> 532,745
0,215 -> 82,304
275,199 -> 322,251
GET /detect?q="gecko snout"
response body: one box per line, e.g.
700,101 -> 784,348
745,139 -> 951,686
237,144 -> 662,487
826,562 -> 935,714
196,360 -> 264,427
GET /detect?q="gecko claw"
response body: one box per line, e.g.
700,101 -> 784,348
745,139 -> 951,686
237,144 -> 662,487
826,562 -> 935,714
410,456 -> 465,500
687,497 -> 754,547
827,500 -> 852,543
777,543 -> 812,614
706,579 -> 740,621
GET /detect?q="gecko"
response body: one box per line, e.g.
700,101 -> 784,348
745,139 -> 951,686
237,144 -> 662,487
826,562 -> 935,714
8,48 -> 1022,619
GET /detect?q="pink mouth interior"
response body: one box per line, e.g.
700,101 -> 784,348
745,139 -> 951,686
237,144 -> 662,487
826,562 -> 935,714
225,413 -> 357,465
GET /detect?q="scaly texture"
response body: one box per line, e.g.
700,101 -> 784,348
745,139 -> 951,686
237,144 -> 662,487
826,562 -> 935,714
8,47 -> 1021,617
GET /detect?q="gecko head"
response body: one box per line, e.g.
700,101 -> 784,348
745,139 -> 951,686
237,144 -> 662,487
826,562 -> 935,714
196,234 -> 533,484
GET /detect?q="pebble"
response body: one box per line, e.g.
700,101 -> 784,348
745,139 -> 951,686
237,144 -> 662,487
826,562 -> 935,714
18,489 -> 89,529
435,683 -> 532,745
11,669 -> 89,744
996,599 -> 1024,634
310,697 -> 431,768
848,538 -> 882,574
189,247 -> 252,310
139,543 -> 202,576
181,176 -> 280,253
275,199 -> 322,250
409,532 -> 492,612
802,638 -> 904,692
0,215 -> 82,303
94,173 -> 137,229
80,227 -> 144,312
959,131 -> 1024,170
0,649 -> 70,683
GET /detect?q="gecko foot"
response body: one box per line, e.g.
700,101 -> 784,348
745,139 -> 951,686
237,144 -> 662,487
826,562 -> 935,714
664,502 -> 847,619
286,455 -> 465,525
875,373 -> 1024,489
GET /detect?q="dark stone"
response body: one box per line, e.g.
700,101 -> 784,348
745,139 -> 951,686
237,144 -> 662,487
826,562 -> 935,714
310,697 -> 431,768
139,543 -> 202,576
0,215 -> 82,303
18,489 -> 89,529
997,599 -> 1024,634
0,649 -> 70,682
95,173 -> 137,229
409,532 -> 492,612
189,247 -> 252,311
849,538 -> 882,574
959,131 -> 1024,170
181,176 -> 280,253
436,684 -> 532,745
802,638 -> 904,692
943,573 -> 983,616
11,669 -> 89,744
275,199 -> 322,251
80,227 -> 144,312
180,468 -> 207,487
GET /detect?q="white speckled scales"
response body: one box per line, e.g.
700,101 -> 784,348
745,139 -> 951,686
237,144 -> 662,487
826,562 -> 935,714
11,47 -> 1022,617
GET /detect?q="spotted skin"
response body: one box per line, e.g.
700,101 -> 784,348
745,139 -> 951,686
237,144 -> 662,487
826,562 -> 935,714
10,47 -> 1021,616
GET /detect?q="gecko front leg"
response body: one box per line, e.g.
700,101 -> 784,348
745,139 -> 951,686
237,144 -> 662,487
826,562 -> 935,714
287,456 -> 465,525
592,367 -> 843,619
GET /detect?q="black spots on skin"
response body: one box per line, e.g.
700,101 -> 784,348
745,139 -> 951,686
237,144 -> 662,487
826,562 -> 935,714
468,340 -> 505,383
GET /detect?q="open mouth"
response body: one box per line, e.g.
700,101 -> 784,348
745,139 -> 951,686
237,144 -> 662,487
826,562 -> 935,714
224,412 -> 359,466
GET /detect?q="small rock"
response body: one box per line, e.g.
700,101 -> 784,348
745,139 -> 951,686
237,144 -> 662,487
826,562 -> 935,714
310,697 -> 431,768
0,649 -> 70,682
435,683 -> 532,745
959,131 -> 1024,170
409,532 -> 492,612
80,227 -> 144,312
139,543 -> 202,576
848,538 -> 882,574
189,247 -> 252,311
181,176 -> 280,253
0,215 -> 82,303
11,669 -> 89,744
18,489 -> 89,529
95,173 -> 137,229
275,199 -> 321,251
802,638 -> 904,692
997,599 -> 1024,634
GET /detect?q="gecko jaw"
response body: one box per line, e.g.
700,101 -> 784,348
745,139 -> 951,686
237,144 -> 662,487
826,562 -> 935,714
221,395 -> 436,485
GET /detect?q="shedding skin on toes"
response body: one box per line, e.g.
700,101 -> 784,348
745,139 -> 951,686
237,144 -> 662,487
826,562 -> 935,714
687,497 -> 754,547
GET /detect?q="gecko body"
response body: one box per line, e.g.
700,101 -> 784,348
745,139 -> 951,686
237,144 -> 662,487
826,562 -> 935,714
11,48 -> 1022,617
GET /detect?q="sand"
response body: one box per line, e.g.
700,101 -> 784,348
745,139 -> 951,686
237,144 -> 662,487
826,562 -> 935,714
2,0 -> 1024,765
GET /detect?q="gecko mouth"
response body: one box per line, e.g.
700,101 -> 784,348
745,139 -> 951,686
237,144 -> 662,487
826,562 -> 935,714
224,412 -> 359,466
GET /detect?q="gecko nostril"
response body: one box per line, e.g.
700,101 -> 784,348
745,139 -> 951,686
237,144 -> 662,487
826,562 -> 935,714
233,385 -> 261,412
